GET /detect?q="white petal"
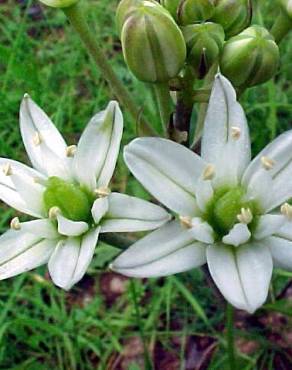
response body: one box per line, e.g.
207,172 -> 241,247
0,229 -> 55,280
69,227 -> 100,285
20,95 -> 72,180
112,220 -> 195,269
10,172 -> 45,217
201,74 -> 251,187
189,218 -> 214,243
73,101 -> 123,191
0,158 -> 46,217
275,222 -> 292,240
265,236 -> 292,271
57,214 -> 89,237
100,192 -> 170,232
124,138 -> 202,216
91,197 -> 109,224
20,219 -> 58,239
243,130 -> 292,211
112,243 -> 206,278
48,230 -> 99,290
207,243 -> 273,313
222,223 -> 251,247
48,238 -> 80,290
195,179 -> 214,212
254,214 -> 285,240
244,170 -> 274,211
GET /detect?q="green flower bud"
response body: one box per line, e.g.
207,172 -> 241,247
279,0 -> 292,18
121,1 -> 186,83
116,0 -> 158,35
220,26 -> 280,88
38,0 -> 78,8
44,177 -> 92,222
183,22 -> 224,78
178,0 -> 215,26
211,0 -> 252,38
160,0 -> 181,20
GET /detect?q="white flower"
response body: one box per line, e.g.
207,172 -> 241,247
112,74 -> 292,313
0,96 -> 170,290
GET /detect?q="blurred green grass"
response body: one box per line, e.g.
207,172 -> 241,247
0,0 -> 292,368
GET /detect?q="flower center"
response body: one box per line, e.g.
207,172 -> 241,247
43,176 -> 92,222
204,186 -> 259,238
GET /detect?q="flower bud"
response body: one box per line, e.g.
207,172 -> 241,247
220,26 -> 280,88
38,0 -> 78,8
116,0 -> 158,34
279,0 -> 292,18
160,0 -> 181,20
121,1 -> 186,83
183,22 -> 224,78
211,0 -> 252,38
178,0 -> 215,26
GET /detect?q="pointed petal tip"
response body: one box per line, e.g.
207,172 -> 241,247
23,93 -> 30,100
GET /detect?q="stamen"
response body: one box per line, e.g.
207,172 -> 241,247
32,132 -> 42,146
49,206 -> 61,219
10,217 -> 21,230
261,156 -> 275,171
94,187 -> 111,198
237,208 -> 253,224
179,216 -> 192,229
281,203 -> 292,220
231,126 -> 241,140
2,163 -> 12,176
66,145 -> 77,157
203,164 -> 215,181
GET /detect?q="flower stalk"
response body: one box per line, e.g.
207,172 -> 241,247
63,2 -> 156,136
153,83 -> 172,136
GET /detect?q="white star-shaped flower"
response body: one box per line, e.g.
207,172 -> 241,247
0,96 -> 170,290
112,74 -> 292,313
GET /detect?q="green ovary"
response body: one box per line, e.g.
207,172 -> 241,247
204,186 -> 259,237
43,177 -> 92,222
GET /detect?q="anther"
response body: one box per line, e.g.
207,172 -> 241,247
66,145 -> 77,157
261,156 -> 275,171
179,216 -> 192,229
281,203 -> 292,220
32,132 -> 42,146
237,208 -> 253,224
2,163 -> 12,176
231,126 -> 241,140
10,217 -> 21,230
94,187 -> 111,198
203,164 -> 215,181
49,206 -> 60,219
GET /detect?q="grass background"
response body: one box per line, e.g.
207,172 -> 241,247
0,0 -> 292,368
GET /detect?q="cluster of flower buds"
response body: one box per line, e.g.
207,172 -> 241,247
117,0 -> 280,88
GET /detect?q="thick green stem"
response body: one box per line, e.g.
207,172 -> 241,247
226,304 -> 237,370
153,83 -> 172,136
63,2 -> 155,136
191,64 -> 217,149
271,10 -> 292,44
